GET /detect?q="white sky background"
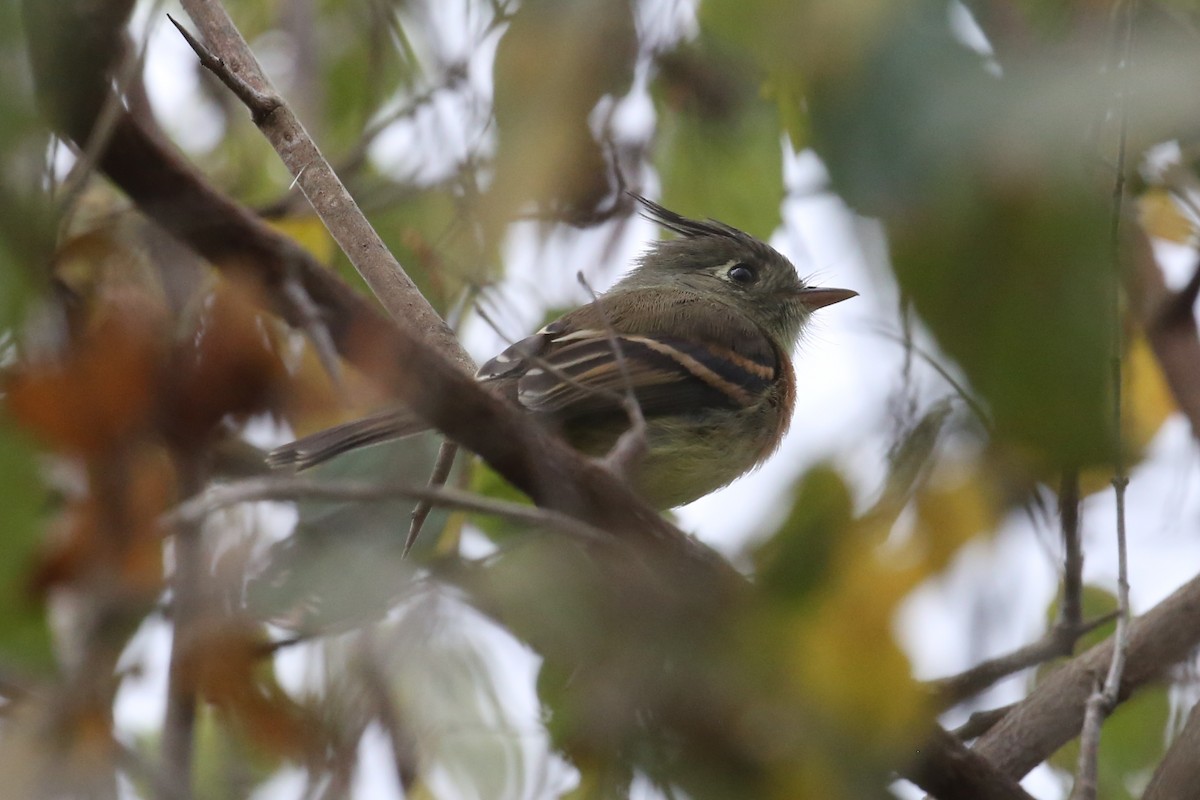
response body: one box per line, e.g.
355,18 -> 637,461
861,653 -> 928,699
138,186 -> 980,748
108,1 -> 1200,799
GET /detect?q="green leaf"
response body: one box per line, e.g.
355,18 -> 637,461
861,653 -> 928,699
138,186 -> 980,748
752,465 -> 852,605
0,424 -> 54,671
655,83 -> 785,241
800,4 -> 1113,466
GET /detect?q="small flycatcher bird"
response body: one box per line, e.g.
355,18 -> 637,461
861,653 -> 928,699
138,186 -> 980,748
268,196 -> 856,508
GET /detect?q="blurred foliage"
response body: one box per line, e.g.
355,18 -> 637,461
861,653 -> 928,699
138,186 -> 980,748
654,36 -> 785,237
0,424 -> 54,671
489,0 -> 636,230
4,0 -> 1200,798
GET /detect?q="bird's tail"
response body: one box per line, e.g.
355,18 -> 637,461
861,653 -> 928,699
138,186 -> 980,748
266,409 -> 427,471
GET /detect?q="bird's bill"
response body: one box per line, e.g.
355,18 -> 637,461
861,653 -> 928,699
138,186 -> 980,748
796,286 -> 858,309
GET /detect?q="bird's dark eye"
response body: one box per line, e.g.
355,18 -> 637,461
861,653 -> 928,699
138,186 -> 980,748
728,263 -> 757,285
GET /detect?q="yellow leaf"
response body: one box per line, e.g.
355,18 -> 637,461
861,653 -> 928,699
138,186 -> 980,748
913,472 -> 998,576
781,510 -> 930,755
268,215 -> 336,264
1124,332 -> 1175,451
1138,189 -> 1194,244
1078,332 -> 1176,495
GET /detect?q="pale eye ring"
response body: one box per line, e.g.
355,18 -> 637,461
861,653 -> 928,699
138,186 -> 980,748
728,263 -> 757,285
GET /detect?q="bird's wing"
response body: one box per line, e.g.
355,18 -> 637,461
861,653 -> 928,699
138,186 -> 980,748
476,310 -> 779,422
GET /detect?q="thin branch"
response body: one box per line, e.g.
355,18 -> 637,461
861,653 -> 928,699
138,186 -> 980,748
404,439 -> 460,556
281,274 -> 343,391
174,0 -> 474,374
164,475 -> 613,547
929,611 -> 1117,708
1071,3 -> 1137,795
161,461 -> 207,800
336,64 -> 469,178
1059,469 -> 1083,633
951,703 -> 1016,741
356,634 -> 420,792
167,15 -> 279,122
865,324 -> 991,428
973,566 -> 1200,781
576,271 -> 648,480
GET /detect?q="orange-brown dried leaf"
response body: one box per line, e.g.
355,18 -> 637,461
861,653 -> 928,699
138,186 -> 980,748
30,445 -> 173,595
116,446 -> 175,591
180,620 -> 313,760
167,279 -> 287,447
52,212 -> 171,336
280,339 -> 390,436
7,313 -> 161,456
29,499 -> 101,594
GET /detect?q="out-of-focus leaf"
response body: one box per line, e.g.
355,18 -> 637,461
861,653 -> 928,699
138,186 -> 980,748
31,444 -> 173,597
0,425 -> 53,670
0,0 -> 54,330
268,214 -> 337,264
781,507 -> 929,759
913,470 -> 999,575
1078,332 -> 1175,495
753,465 -> 852,605
1138,189 -> 1195,244
1122,333 -> 1175,451
743,464 -> 987,795
7,311 -> 161,457
189,705 -> 280,800
468,460 -> 535,543
655,83 -> 784,240
366,188 -> 494,316
21,0 -> 136,141
894,179 -> 1112,468
165,277 -> 288,448
181,620 -> 315,761
488,0 -> 636,227
807,7 -> 1113,466
700,0 -> 900,89
652,34 -> 785,236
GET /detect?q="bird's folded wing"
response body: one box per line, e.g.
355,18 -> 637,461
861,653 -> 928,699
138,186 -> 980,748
479,326 -> 778,422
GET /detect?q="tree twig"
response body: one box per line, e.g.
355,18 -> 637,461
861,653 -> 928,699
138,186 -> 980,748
576,271 -> 648,480
951,703 -> 1016,741
973,569 -> 1200,780
164,475 -> 613,548
1071,4 -> 1138,795
173,0 -> 474,373
161,461 -> 206,800
356,633 -> 420,792
404,440 -> 460,556
1059,469 -> 1083,633
928,612 -> 1116,709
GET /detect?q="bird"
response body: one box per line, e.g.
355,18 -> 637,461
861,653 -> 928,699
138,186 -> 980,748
268,195 -> 855,509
